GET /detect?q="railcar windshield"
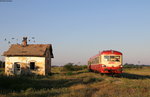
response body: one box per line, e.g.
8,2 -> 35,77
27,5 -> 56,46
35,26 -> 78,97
104,55 -> 121,62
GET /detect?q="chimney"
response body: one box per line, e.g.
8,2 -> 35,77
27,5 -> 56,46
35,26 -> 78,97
22,37 -> 27,47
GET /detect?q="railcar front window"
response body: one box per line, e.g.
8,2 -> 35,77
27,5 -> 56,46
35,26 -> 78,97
104,56 -> 120,62
110,56 -> 120,62
104,56 -> 109,61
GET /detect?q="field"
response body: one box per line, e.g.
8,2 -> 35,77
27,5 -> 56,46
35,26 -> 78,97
0,66 -> 150,97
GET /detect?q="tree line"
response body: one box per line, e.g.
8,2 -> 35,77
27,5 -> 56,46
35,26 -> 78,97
63,62 -> 149,71
123,63 -> 149,69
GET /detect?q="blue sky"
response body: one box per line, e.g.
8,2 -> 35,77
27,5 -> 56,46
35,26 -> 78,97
0,0 -> 150,65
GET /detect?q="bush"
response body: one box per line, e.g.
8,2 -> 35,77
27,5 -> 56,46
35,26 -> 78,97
63,63 -> 87,71
65,72 -> 73,76
0,68 -> 4,75
63,63 -> 74,71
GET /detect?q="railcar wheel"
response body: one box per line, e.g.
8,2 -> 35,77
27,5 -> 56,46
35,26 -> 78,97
116,73 -> 122,78
111,73 -> 118,77
88,69 -> 92,72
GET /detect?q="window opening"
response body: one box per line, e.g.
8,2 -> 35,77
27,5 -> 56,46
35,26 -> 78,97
30,62 -> 35,70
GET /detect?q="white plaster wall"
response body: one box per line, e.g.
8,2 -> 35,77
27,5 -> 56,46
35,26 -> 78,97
5,56 -> 46,75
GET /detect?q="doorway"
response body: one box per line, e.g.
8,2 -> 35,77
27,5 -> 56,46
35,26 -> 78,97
14,62 -> 21,75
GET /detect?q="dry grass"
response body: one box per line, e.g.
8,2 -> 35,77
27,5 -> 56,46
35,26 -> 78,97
0,66 -> 150,97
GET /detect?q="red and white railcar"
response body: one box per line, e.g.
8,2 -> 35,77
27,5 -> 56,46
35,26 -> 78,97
88,50 -> 123,74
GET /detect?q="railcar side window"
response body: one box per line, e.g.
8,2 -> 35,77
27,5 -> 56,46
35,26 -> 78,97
96,57 -> 99,63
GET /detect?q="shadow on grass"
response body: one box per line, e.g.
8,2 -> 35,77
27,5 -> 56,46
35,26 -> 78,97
0,75 -> 103,94
64,70 -> 88,76
117,73 -> 150,79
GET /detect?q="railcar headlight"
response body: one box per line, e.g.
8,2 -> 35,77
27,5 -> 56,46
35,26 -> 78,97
119,65 -> 123,67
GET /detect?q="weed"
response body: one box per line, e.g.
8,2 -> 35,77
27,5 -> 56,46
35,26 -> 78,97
0,67 -> 150,97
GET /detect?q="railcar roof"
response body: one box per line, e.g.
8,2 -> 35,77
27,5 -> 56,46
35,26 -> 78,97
88,50 -> 122,61
101,50 -> 122,55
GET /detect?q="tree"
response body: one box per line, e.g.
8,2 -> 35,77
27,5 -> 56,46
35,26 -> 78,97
63,63 -> 74,71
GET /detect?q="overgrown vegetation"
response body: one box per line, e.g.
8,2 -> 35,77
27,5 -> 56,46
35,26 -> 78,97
0,60 -> 5,68
0,65 -> 150,97
0,68 -> 4,75
63,63 -> 87,71
123,63 -> 149,69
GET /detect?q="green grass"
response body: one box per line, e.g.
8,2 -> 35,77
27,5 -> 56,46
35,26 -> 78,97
0,67 -> 150,97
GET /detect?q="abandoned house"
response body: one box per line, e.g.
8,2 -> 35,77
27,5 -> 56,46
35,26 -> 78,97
3,37 -> 54,76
